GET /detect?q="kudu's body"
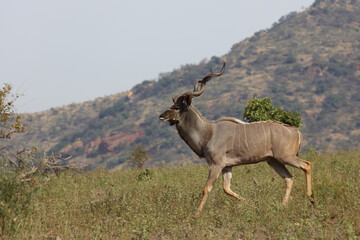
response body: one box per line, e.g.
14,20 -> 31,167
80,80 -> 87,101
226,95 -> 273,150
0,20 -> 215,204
159,62 -> 313,217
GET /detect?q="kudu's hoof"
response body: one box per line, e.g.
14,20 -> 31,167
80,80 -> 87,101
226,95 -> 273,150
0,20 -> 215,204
309,193 -> 315,205
241,197 -> 248,202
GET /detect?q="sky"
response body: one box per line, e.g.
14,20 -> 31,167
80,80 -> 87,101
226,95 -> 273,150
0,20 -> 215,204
0,0 -> 314,113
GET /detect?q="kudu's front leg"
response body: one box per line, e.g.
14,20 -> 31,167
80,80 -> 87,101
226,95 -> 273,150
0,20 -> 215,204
194,165 -> 222,218
222,166 -> 247,201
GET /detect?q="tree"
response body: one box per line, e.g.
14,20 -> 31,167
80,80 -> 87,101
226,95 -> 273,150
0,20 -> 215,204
0,83 -> 25,139
243,97 -> 302,128
127,144 -> 149,169
0,83 -> 80,237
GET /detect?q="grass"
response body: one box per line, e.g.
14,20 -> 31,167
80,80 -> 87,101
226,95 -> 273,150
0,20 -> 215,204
2,150 -> 360,239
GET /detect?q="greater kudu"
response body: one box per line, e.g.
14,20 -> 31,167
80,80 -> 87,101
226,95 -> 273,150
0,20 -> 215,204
159,62 -> 313,217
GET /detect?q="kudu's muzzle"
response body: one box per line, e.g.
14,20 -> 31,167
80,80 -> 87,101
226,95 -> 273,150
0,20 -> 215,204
159,110 -> 177,126
159,112 -> 166,121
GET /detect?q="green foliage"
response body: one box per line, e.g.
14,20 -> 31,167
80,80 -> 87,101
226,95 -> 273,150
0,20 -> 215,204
127,144 -> 149,169
0,170 -> 39,237
0,150 -> 82,238
243,97 -> 302,127
0,83 -> 34,236
328,55 -> 349,77
315,81 -> 330,94
137,169 -> 152,181
0,83 -> 25,139
284,52 -> 297,64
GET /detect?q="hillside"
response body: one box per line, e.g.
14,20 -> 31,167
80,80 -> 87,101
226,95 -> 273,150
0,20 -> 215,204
7,0 -> 360,169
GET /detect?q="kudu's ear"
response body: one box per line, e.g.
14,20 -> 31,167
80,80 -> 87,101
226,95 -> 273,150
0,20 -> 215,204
183,94 -> 192,106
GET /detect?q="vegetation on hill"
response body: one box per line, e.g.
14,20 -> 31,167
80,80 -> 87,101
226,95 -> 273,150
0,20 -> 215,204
1,150 -> 359,239
5,0 -> 360,169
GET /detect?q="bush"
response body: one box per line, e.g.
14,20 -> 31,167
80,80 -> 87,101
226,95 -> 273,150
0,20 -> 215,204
0,83 -> 82,238
0,160 -> 44,237
243,97 -> 302,127
0,83 -> 25,139
284,52 -> 297,64
137,169 -> 152,181
127,144 -> 149,169
0,171 -> 34,236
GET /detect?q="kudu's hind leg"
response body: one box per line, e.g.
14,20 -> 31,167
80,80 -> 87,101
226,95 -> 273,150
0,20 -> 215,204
194,165 -> 222,218
283,156 -> 313,203
222,167 -> 246,201
267,159 -> 294,205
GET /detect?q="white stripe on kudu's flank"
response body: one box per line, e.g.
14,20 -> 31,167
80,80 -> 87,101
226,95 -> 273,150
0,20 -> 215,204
261,122 -> 267,151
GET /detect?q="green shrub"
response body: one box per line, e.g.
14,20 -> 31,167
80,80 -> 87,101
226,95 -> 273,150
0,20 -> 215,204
137,169 -> 152,181
0,169 -> 40,236
127,144 -> 149,169
284,52 -> 297,64
243,97 -> 302,127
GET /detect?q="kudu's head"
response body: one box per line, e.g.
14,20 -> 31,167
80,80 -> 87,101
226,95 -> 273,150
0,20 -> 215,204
159,62 -> 226,125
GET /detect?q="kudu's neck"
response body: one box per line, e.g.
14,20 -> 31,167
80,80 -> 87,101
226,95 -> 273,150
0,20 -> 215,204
176,106 -> 212,158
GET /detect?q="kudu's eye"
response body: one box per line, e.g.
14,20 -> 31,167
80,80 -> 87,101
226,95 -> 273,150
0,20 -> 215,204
171,105 -> 180,110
